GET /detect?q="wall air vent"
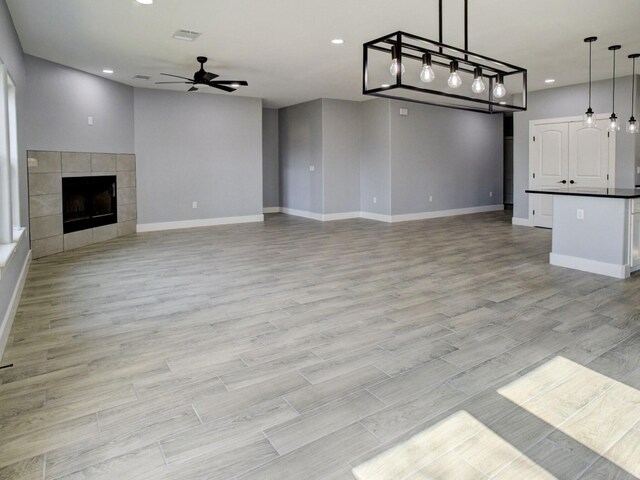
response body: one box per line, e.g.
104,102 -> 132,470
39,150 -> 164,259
173,29 -> 202,42
132,75 -> 151,80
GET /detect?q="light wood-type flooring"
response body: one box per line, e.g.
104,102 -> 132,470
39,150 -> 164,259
1,211 -> 640,479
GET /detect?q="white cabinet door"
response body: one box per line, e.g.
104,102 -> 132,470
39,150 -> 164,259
532,123 -> 569,228
569,119 -> 610,188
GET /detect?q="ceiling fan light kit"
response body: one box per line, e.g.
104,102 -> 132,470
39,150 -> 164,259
155,56 -> 248,93
362,0 -> 527,114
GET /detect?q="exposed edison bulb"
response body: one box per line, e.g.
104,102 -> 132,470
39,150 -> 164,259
627,117 -> 639,134
583,108 -> 596,128
471,67 -> 485,94
390,46 -> 405,77
420,53 -> 435,83
420,65 -> 435,83
609,113 -> 620,132
448,60 -> 462,89
390,59 -> 405,76
492,75 -> 506,99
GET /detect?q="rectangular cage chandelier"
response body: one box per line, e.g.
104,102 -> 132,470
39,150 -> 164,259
363,0 -> 528,114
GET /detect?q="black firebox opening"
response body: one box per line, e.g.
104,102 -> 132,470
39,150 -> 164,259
62,176 -> 117,234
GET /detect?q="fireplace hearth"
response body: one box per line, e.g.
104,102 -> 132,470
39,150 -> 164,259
62,176 -> 117,234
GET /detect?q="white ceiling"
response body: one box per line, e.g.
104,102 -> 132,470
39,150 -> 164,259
6,0 -> 640,108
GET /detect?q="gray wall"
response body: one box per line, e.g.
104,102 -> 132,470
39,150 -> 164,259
134,88 -> 263,224
262,108 -> 279,208
513,76 -> 639,220
322,99 -> 361,214
390,100 -> 503,215
24,55 -> 134,154
0,0 -> 27,358
360,99 -> 391,215
279,99 -> 323,213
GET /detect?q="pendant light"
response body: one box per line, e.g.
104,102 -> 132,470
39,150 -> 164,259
627,53 -> 639,134
390,45 -> 405,77
608,45 -> 621,132
448,60 -> 462,88
493,73 -> 506,98
420,53 -> 435,83
583,37 -> 597,128
471,67 -> 486,94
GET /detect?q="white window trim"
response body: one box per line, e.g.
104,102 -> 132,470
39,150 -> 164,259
0,60 -> 22,278
0,226 -> 25,280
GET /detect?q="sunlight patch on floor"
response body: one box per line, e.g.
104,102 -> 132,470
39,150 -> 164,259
498,356 -> 640,477
351,410 -> 556,480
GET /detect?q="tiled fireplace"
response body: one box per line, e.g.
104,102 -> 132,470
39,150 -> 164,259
27,151 -> 137,259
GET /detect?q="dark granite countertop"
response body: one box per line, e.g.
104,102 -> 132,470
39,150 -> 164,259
525,187 -> 640,199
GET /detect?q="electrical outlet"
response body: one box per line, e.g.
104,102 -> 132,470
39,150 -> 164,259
429,195 -> 433,202
373,197 -> 377,204
88,116 -> 93,126
309,165 -> 315,172
399,108 -> 409,116
489,191 -> 493,197
27,158 -> 38,168
192,201 -> 198,209
577,209 -> 584,220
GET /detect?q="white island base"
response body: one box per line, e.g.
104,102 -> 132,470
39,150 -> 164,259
527,189 -> 640,279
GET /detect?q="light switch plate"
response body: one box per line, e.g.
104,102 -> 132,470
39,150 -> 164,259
399,108 -> 409,116
309,165 -> 315,172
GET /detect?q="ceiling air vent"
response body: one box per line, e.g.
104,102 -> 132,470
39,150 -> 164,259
132,75 -> 151,80
173,29 -> 202,42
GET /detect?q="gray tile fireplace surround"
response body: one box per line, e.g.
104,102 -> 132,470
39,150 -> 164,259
27,151 -> 137,259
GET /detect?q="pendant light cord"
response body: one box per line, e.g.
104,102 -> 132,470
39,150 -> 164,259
589,42 -> 593,109
612,48 -> 616,113
632,57 -> 636,116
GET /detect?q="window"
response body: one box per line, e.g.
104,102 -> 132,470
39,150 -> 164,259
0,62 -> 24,278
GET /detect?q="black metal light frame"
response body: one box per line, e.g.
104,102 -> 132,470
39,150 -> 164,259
362,1 -> 527,114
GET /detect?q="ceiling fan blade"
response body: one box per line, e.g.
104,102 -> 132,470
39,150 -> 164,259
208,83 -> 236,93
210,80 -> 248,86
188,86 -> 199,92
202,72 -> 219,82
160,73 -> 194,81
155,81 -> 193,84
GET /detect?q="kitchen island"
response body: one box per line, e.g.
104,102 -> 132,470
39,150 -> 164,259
525,187 -> 640,278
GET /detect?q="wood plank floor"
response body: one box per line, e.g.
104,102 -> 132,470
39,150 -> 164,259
2,211 -> 640,479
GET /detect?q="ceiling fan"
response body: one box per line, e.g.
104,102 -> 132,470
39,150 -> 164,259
155,56 -> 248,93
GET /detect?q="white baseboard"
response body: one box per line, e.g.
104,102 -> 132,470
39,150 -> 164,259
550,252 -> 630,279
322,211 -> 361,221
512,217 -> 533,227
278,204 -> 504,224
0,250 -> 31,362
263,207 -> 280,214
137,215 -> 264,233
280,208 -> 324,221
389,205 -> 504,223
360,211 -> 393,223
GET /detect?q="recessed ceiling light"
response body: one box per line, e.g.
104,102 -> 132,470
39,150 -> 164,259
331,39 -> 344,45
499,101 -> 507,105
136,0 -> 154,4
544,78 -> 555,84
381,84 -> 390,88
102,69 -> 114,74
231,83 -> 240,88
